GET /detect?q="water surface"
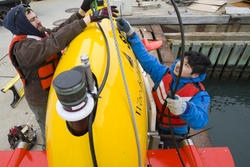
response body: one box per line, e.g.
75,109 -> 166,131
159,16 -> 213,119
203,77 -> 250,167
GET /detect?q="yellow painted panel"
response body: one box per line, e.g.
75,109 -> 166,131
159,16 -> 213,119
46,18 -> 148,166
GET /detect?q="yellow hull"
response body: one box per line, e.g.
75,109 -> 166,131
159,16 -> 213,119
46,19 -> 148,166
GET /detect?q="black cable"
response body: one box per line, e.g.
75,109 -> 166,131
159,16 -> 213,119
88,109 -> 98,167
97,21 -> 110,96
170,1 -> 185,96
165,0 -> 186,166
88,2 -> 111,167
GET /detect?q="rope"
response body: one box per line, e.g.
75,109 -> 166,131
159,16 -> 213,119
106,1 -> 142,167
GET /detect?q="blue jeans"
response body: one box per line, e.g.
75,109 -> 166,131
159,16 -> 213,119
28,104 -> 46,151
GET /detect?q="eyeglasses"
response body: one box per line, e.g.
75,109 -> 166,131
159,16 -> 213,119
14,4 -> 30,27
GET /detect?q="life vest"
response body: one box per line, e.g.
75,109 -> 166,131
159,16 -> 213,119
152,71 -> 205,128
8,33 -> 59,90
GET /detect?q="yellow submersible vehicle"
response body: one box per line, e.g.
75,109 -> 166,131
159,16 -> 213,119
46,2 -> 148,167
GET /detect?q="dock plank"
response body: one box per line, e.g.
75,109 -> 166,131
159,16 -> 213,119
151,24 -> 175,67
161,24 -> 250,33
229,14 -> 250,24
163,32 -> 250,41
124,15 -> 230,25
190,129 -> 213,148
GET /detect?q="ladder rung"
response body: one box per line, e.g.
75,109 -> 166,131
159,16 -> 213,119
1,75 -> 21,93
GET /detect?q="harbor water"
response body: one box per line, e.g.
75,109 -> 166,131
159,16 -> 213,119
203,77 -> 250,167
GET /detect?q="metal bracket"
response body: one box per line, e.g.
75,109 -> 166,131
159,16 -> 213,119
147,131 -> 162,150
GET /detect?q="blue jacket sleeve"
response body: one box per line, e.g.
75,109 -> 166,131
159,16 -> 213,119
128,34 -> 168,87
180,91 -> 210,130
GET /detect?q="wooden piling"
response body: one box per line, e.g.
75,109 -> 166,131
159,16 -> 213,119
212,43 -> 233,78
207,43 -> 223,77
221,42 -> 245,77
191,42 -> 201,52
232,43 -> 250,78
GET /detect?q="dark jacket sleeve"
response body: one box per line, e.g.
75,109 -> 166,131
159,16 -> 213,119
13,12 -> 87,67
12,12 -> 87,107
45,12 -> 85,34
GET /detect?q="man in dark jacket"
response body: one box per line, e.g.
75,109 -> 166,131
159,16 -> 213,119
3,1 -> 118,150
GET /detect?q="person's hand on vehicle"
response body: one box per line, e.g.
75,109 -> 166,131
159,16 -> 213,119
116,18 -> 135,38
81,0 -> 95,12
89,6 -> 118,22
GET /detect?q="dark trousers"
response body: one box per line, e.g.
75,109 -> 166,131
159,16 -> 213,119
27,104 -> 46,151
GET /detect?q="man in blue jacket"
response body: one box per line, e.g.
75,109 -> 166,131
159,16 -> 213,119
116,18 -> 211,148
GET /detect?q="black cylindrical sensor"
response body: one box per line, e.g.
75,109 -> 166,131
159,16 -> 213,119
53,70 -> 87,107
